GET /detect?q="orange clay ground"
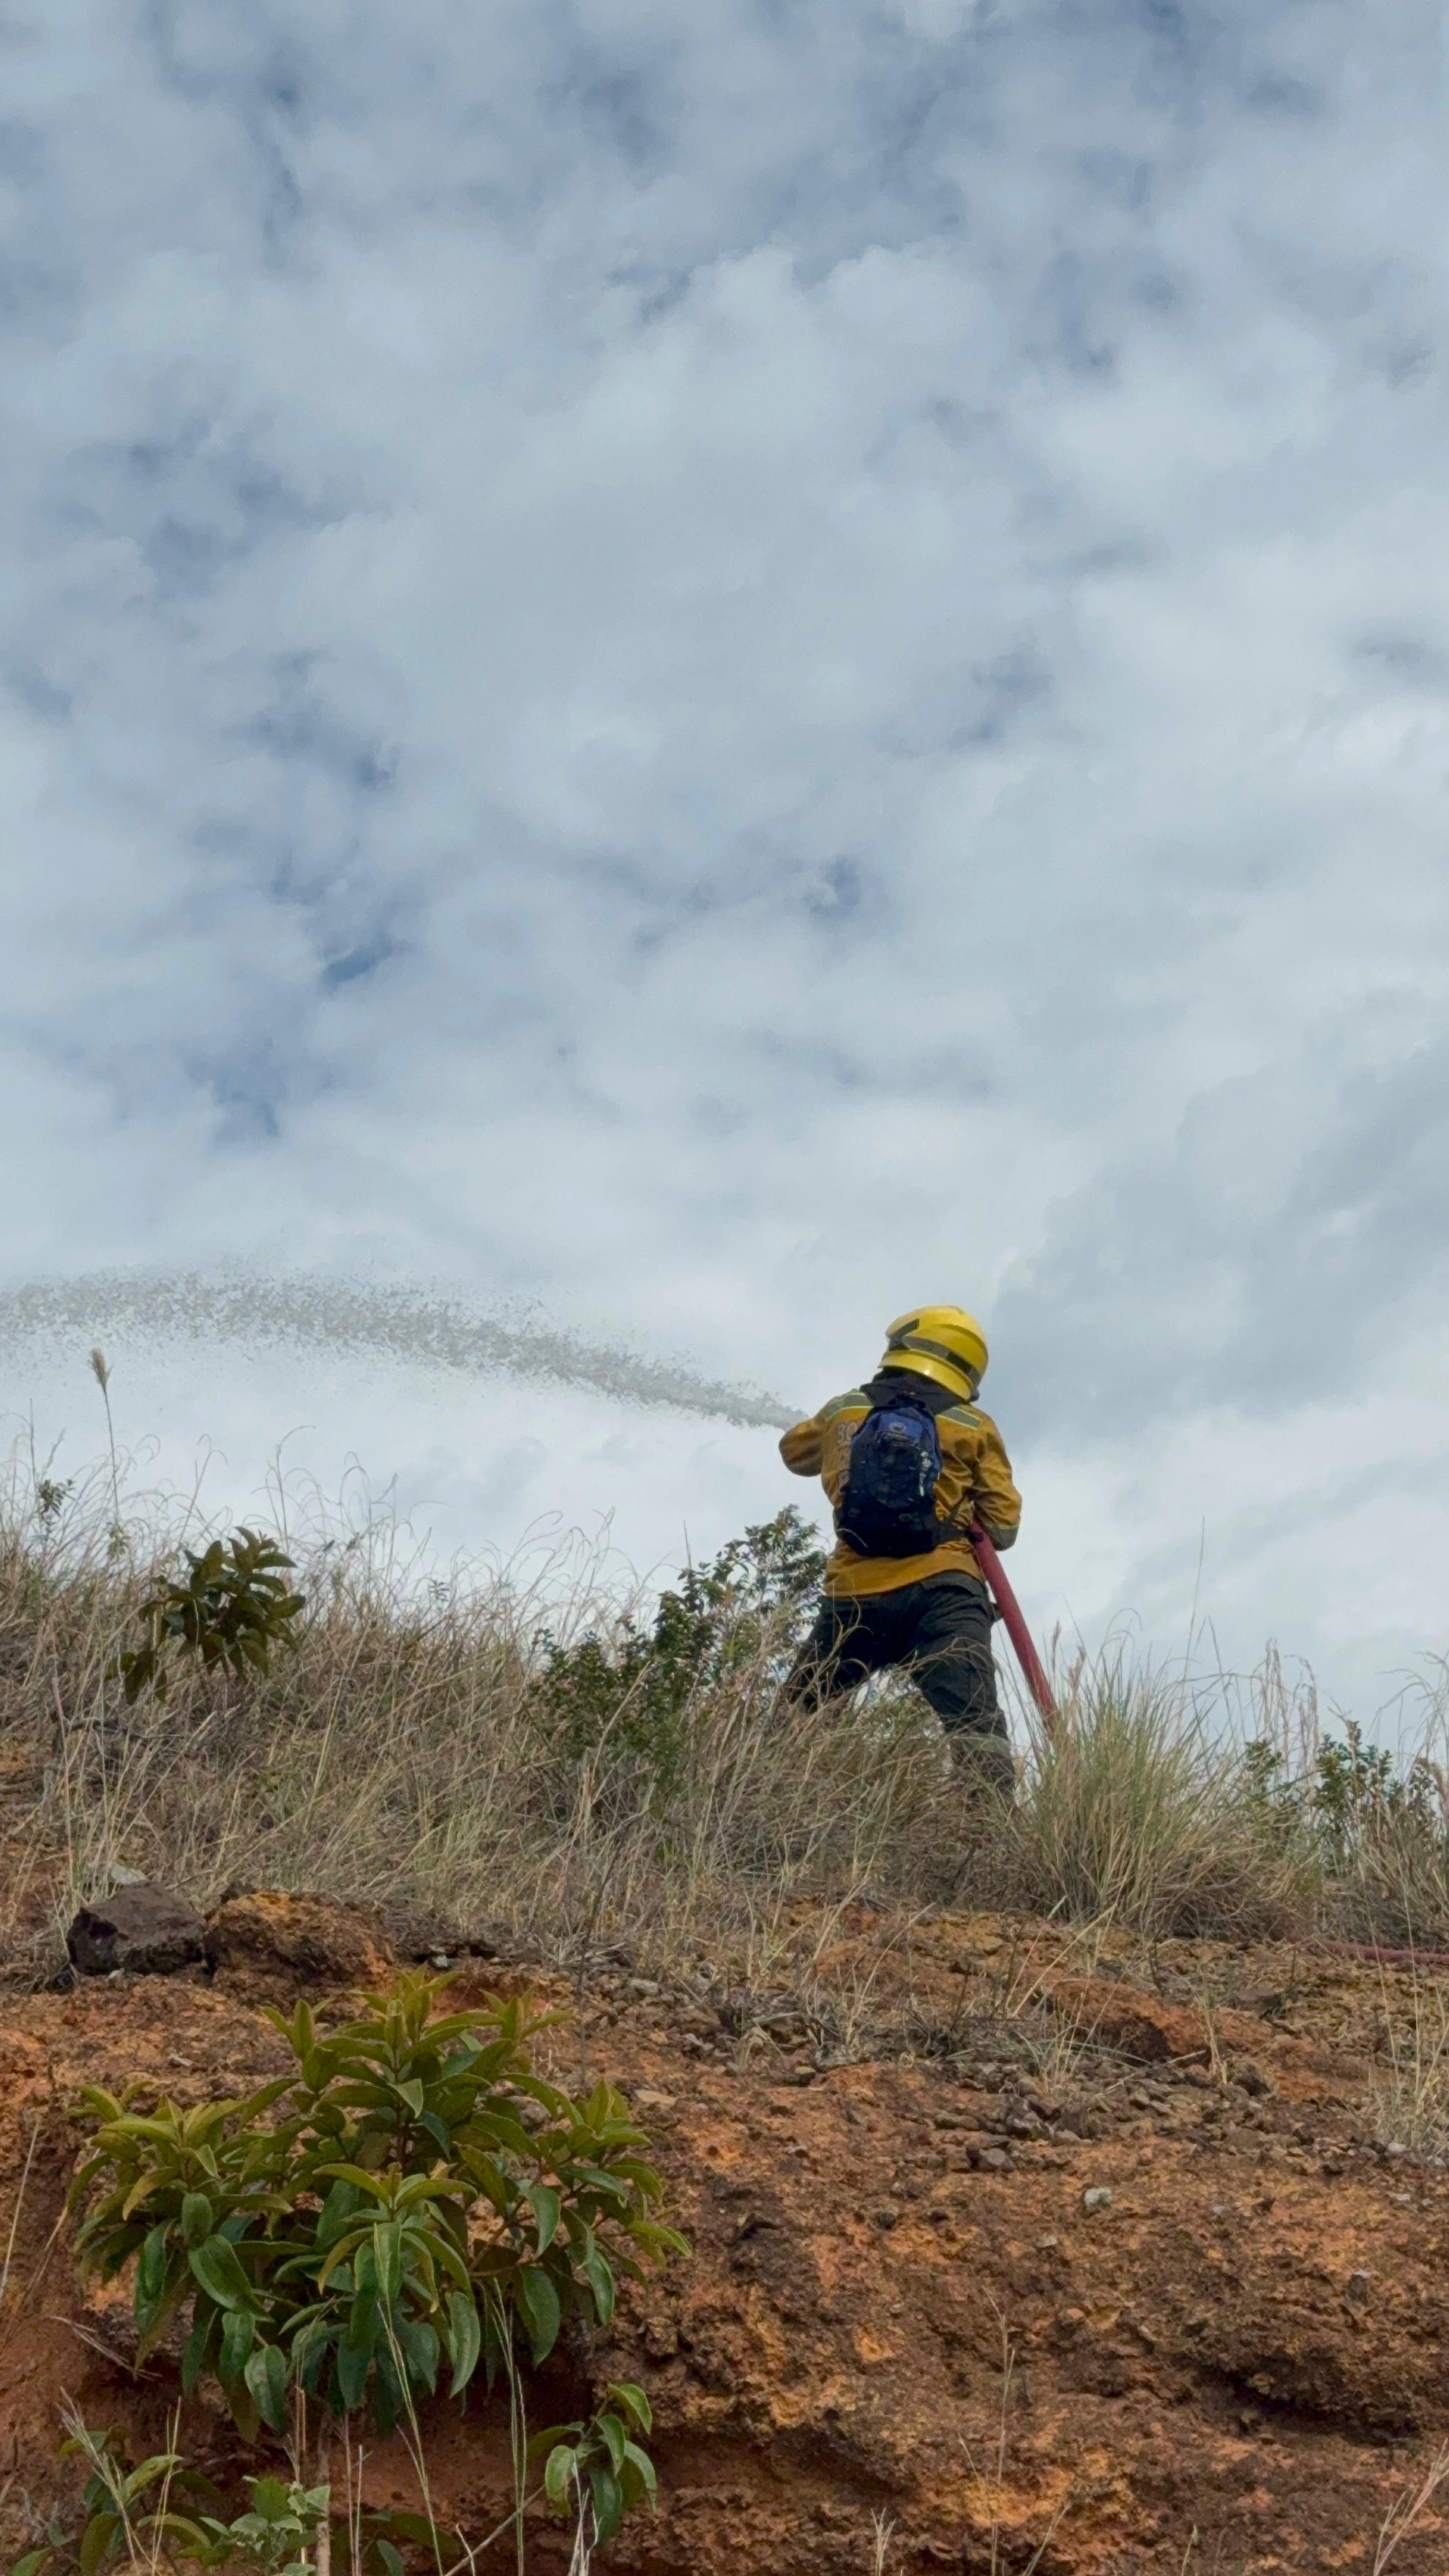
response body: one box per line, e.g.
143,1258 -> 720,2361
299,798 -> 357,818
3,1886 -> 1448,2574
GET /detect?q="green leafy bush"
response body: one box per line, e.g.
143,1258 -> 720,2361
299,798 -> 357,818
1308,1723 -> 1449,1947
540,1506 -> 825,1785
67,1972 -> 685,2535
118,1528 -> 306,1703
1313,1721 -> 1406,1863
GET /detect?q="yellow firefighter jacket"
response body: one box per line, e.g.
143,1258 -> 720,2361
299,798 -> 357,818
779,1371 -> 1022,1598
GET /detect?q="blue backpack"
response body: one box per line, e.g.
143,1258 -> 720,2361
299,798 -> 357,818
838,1390 -> 946,1557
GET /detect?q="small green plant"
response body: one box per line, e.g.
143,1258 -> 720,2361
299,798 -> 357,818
1242,1735 -> 1286,1808
1314,1723 -> 1399,1864
1239,1736 -> 1316,1861
190,2477 -> 334,2576
9,2425 -> 218,2576
67,1972 -> 684,2545
531,2381 -> 656,2549
118,1528 -> 306,1703
10,2427 -> 419,2576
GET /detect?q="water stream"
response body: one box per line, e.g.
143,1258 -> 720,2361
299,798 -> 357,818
0,1270 -> 798,1431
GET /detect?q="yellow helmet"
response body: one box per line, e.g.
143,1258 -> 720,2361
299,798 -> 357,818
880,1306 -> 989,1401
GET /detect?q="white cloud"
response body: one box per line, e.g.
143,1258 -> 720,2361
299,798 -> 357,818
1,0 -> 1447,1716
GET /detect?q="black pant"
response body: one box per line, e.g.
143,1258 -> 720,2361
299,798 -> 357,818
786,1574 -> 1008,1756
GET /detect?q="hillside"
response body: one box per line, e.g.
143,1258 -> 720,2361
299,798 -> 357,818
3,1890 -> 1449,2572
3,1475 -> 1449,2570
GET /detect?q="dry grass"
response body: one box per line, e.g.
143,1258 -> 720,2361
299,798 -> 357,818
0,2115 -> 40,2316
1373,2438 -> 1449,2571
1327,1769 -> 1449,1957
1367,1972 -> 1449,2164
959,2305 -> 1071,2575
2,1441 -> 1448,1992
0,1449 -> 967,1982
982,1647 -> 1319,1944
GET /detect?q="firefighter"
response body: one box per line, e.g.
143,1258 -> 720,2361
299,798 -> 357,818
779,1306 -> 1021,1796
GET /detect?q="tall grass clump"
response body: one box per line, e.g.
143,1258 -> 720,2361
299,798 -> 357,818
989,1641 -> 1449,1954
1367,1974 -> 1449,2163
983,1646 -> 1319,1942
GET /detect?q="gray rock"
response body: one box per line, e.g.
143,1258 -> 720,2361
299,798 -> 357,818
1081,2186 -> 1114,2214
1060,2105 -> 1110,2140
67,1883 -> 205,1977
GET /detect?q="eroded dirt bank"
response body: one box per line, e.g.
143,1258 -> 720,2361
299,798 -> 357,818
3,1894 -> 1448,2573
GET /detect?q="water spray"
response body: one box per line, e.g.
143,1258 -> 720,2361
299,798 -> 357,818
0,1270 -> 795,1432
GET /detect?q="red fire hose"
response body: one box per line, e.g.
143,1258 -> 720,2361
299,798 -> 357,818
971,1524 -> 1057,1734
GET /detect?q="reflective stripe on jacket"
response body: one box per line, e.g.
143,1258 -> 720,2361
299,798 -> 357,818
779,1369 -> 1022,1598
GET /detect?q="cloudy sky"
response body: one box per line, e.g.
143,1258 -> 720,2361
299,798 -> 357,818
3,0 -> 1447,1720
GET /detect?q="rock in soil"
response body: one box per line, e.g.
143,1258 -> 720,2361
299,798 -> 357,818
66,1883 -> 205,1977
203,1888 -> 396,1999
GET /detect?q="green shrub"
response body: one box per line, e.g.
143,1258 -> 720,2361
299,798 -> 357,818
1310,1724 -> 1449,1948
118,1529 -> 306,1704
538,1506 -> 825,1789
66,1972 -> 684,2545
185,2476 -> 336,2576
1236,1722 -> 1449,1948
1313,1721 -> 1401,1866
